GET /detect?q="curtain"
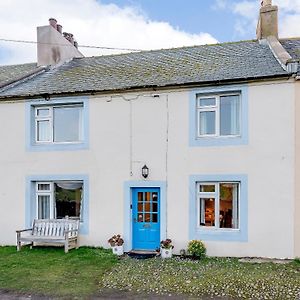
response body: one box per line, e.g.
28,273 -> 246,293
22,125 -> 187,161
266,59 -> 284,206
55,181 -> 83,190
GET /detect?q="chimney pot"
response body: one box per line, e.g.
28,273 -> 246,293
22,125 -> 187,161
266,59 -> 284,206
49,18 -> 57,30
56,24 -> 63,34
261,0 -> 272,7
63,32 -> 74,45
74,41 -> 78,49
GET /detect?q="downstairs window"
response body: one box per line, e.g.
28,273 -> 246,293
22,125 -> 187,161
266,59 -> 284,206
36,181 -> 83,220
197,182 -> 239,229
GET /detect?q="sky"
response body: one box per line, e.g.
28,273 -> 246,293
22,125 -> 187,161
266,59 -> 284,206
0,0 -> 300,65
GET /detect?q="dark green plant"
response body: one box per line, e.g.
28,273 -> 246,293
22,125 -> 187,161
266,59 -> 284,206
187,240 -> 206,259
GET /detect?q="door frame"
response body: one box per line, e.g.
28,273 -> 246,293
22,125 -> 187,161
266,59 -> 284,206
124,181 -> 167,252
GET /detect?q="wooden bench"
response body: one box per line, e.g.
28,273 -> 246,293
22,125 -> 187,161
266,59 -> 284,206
16,218 -> 80,253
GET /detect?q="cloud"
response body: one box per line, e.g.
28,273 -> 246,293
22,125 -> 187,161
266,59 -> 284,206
0,0 -> 218,65
212,0 -> 229,10
212,0 -> 300,39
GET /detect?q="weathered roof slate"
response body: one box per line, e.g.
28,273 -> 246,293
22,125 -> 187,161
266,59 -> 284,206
0,40 -> 291,99
0,63 -> 38,87
280,38 -> 300,74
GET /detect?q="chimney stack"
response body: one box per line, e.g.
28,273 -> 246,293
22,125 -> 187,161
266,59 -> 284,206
37,18 -> 83,66
256,0 -> 278,39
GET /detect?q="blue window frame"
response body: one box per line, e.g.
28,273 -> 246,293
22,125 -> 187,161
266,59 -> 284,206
26,96 -> 89,151
189,85 -> 248,147
26,174 -> 89,234
189,174 -> 248,242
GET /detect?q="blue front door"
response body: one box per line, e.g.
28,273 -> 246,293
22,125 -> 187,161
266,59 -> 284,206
132,188 -> 160,250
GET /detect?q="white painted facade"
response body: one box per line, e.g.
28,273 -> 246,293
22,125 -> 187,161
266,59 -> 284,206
0,79 -> 298,258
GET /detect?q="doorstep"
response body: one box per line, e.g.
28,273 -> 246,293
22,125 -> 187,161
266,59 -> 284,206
128,249 -> 158,259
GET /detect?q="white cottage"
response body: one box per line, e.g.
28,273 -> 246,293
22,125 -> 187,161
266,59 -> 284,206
0,1 -> 300,258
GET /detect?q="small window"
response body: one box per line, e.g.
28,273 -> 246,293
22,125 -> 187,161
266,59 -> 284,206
35,104 -> 83,144
36,181 -> 83,220
197,93 -> 240,138
197,182 -> 239,229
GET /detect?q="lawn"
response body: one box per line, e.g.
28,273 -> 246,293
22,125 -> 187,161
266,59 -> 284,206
0,246 -> 118,298
0,246 -> 300,299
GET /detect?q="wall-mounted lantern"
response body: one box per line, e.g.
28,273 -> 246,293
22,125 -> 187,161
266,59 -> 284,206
142,164 -> 149,179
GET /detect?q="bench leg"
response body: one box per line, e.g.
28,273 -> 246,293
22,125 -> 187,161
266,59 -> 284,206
17,241 -> 21,251
16,232 -> 21,251
64,240 -> 69,253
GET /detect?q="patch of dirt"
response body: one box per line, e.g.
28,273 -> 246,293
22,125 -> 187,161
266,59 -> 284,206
0,289 -> 232,300
238,257 -> 292,264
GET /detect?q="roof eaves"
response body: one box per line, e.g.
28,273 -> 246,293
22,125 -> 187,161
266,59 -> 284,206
0,73 -> 291,101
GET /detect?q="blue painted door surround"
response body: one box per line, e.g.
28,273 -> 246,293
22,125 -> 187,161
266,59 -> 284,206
132,188 -> 160,250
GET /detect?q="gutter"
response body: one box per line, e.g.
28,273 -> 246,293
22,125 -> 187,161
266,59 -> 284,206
0,73 -> 291,101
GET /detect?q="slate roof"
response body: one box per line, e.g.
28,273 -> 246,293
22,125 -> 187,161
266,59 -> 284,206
0,40 -> 291,99
280,38 -> 300,74
0,63 -> 39,87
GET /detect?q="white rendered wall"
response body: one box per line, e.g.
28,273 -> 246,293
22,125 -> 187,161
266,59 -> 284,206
295,81 -> 300,258
0,80 -> 296,258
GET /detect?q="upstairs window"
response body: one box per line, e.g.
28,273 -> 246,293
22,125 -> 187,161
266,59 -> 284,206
35,104 -> 83,143
197,94 -> 240,137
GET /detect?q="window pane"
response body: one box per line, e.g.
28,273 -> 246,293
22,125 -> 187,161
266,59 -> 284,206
144,202 -> 151,212
145,192 -> 150,201
200,184 -> 215,192
138,192 -> 143,202
37,120 -> 50,141
152,192 -> 158,201
37,183 -> 50,191
145,213 -> 151,223
55,183 -> 82,219
152,214 -> 158,223
38,195 -> 50,219
199,198 -> 215,227
138,202 -> 143,212
199,111 -> 215,135
199,97 -> 216,107
220,95 -> 240,136
53,106 -> 82,142
37,108 -> 50,117
220,183 -> 239,229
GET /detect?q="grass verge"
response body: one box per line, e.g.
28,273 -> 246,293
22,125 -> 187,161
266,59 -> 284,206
0,246 -> 117,298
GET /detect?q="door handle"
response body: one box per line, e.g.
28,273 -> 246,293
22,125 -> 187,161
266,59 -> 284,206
133,218 -> 137,223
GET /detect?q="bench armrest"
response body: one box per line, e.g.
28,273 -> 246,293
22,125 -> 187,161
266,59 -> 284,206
16,228 -> 32,233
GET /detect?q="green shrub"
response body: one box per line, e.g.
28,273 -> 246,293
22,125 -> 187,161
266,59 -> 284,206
187,240 -> 206,259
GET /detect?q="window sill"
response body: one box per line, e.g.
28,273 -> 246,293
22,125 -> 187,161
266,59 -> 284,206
193,227 -> 246,242
190,135 -> 247,147
28,142 -> 88,152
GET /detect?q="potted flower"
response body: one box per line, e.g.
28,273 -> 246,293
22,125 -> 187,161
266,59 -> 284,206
187,240 -> 206,259
160,238 -> 174,259
108,234 -> 124,256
